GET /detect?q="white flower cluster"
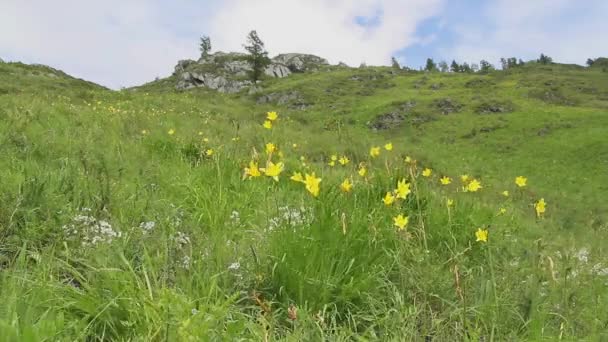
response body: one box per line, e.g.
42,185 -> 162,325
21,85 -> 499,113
62,209 -> 121,247
230,210 -> 240,225
266,206 -> 312,232
173,231 -> 191,247
139,221 -> 156,234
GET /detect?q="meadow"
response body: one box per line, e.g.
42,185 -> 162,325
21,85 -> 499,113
1,60 -> 608,340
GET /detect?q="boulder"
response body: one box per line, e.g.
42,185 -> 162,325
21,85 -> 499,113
264,63 -> 291,78
272,53 -> 328,72
176,72 -> 251,93
174,59 -> 196,76
434,98 -> 462,114
223,60 -> 252,77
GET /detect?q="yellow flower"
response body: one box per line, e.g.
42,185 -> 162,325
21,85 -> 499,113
384,143 -> 393,151
502,190 -> 509,197
203,137 -> 209,143
393,214 -> 409,230
404,156 -> 413,163
515,176 -> 527,188
141,129 -> 148,135
292,143 -> 298,148
263,161 -> 284,182
331,155 -> 338,161
440,176 -> 452,185
447,198 -> 454,207
475,228 -> 488,243
370,146 -> 381,158
467,179 -> 482,192
300,156 -> 306,162
263,120 -> 273,129
304,173 -> 322,197
168,129 -> 175,135
267,111 -> 278,121
205,149 -> 214,156
328,161 -> 336,167
535,198 -> 546,218
460,174 -> 469,183
198,131 -> 204,136
395,179 -> 411,199
498,208 -> 507,215
358,166 -> 367,177
340,178 -> 353,193
290,171 -> 304,183
265,143 -> 276,155
339,156 -> 350,166
231,137 -> 240,142
422,168 -> 432,177
244,161 -> 261,178
383,192 -> 395,206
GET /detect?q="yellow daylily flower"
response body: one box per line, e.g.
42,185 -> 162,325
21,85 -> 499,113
475,228 -> 488,243
395,179 -> 411,199
515,176 -> 527,188
393,214 -> 409,230
340,178 -> 353,193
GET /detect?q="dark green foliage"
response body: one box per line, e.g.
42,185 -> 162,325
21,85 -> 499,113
199,35 -> 212,57
425,58 -> 437,72
479,60 -> 495,73
450,60 -> 460,72
391,56 -> 401,70
538,53 -> 553,65
244,30 -> 271,82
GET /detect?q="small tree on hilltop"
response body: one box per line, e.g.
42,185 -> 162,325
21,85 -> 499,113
479,60 -> 494,73
586,58 -> 596,67
391,57 -> 401,70
438,61 -> 449,73
244,30 -> 271,82
538,53 -> 553,65
450,60 -> 460,73
424,58 -> 437,72
200,35 -> 212,57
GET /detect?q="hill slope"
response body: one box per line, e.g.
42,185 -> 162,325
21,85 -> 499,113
1,59 -> 607,340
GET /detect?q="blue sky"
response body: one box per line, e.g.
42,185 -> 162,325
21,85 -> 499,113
1,0 -> 606,88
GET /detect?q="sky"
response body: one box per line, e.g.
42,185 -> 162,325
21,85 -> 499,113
1,0 -> 606,89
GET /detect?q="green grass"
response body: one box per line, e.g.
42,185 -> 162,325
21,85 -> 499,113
1,60 -> 607,340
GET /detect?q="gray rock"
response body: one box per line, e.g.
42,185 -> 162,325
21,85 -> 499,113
256,91 -> 310,110
272,53 -> 328,72
264,63 -> 291,78
434,98 -> 462,114
367,101 -> 416,130
223,60 -> 252,77
176,72 -> 251,93
174,59 -> 195,76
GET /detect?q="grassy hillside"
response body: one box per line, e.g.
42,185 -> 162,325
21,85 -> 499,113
1,60 -> 607,340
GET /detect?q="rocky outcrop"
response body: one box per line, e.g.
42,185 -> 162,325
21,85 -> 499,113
173,59 -> 196,75
265,63 -> 291,78
256,90 -> 310,110
272,53 -> 328,72
172,51 -> 328,92
176,72 -> 252,93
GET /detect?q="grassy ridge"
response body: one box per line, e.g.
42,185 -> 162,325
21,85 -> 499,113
0,60 -> 607,340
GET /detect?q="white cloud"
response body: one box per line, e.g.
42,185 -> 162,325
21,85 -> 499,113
0,1 -> 195,89
206,0 -> 443,66
0,0 -> 443,88
442,0 -> 608,66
